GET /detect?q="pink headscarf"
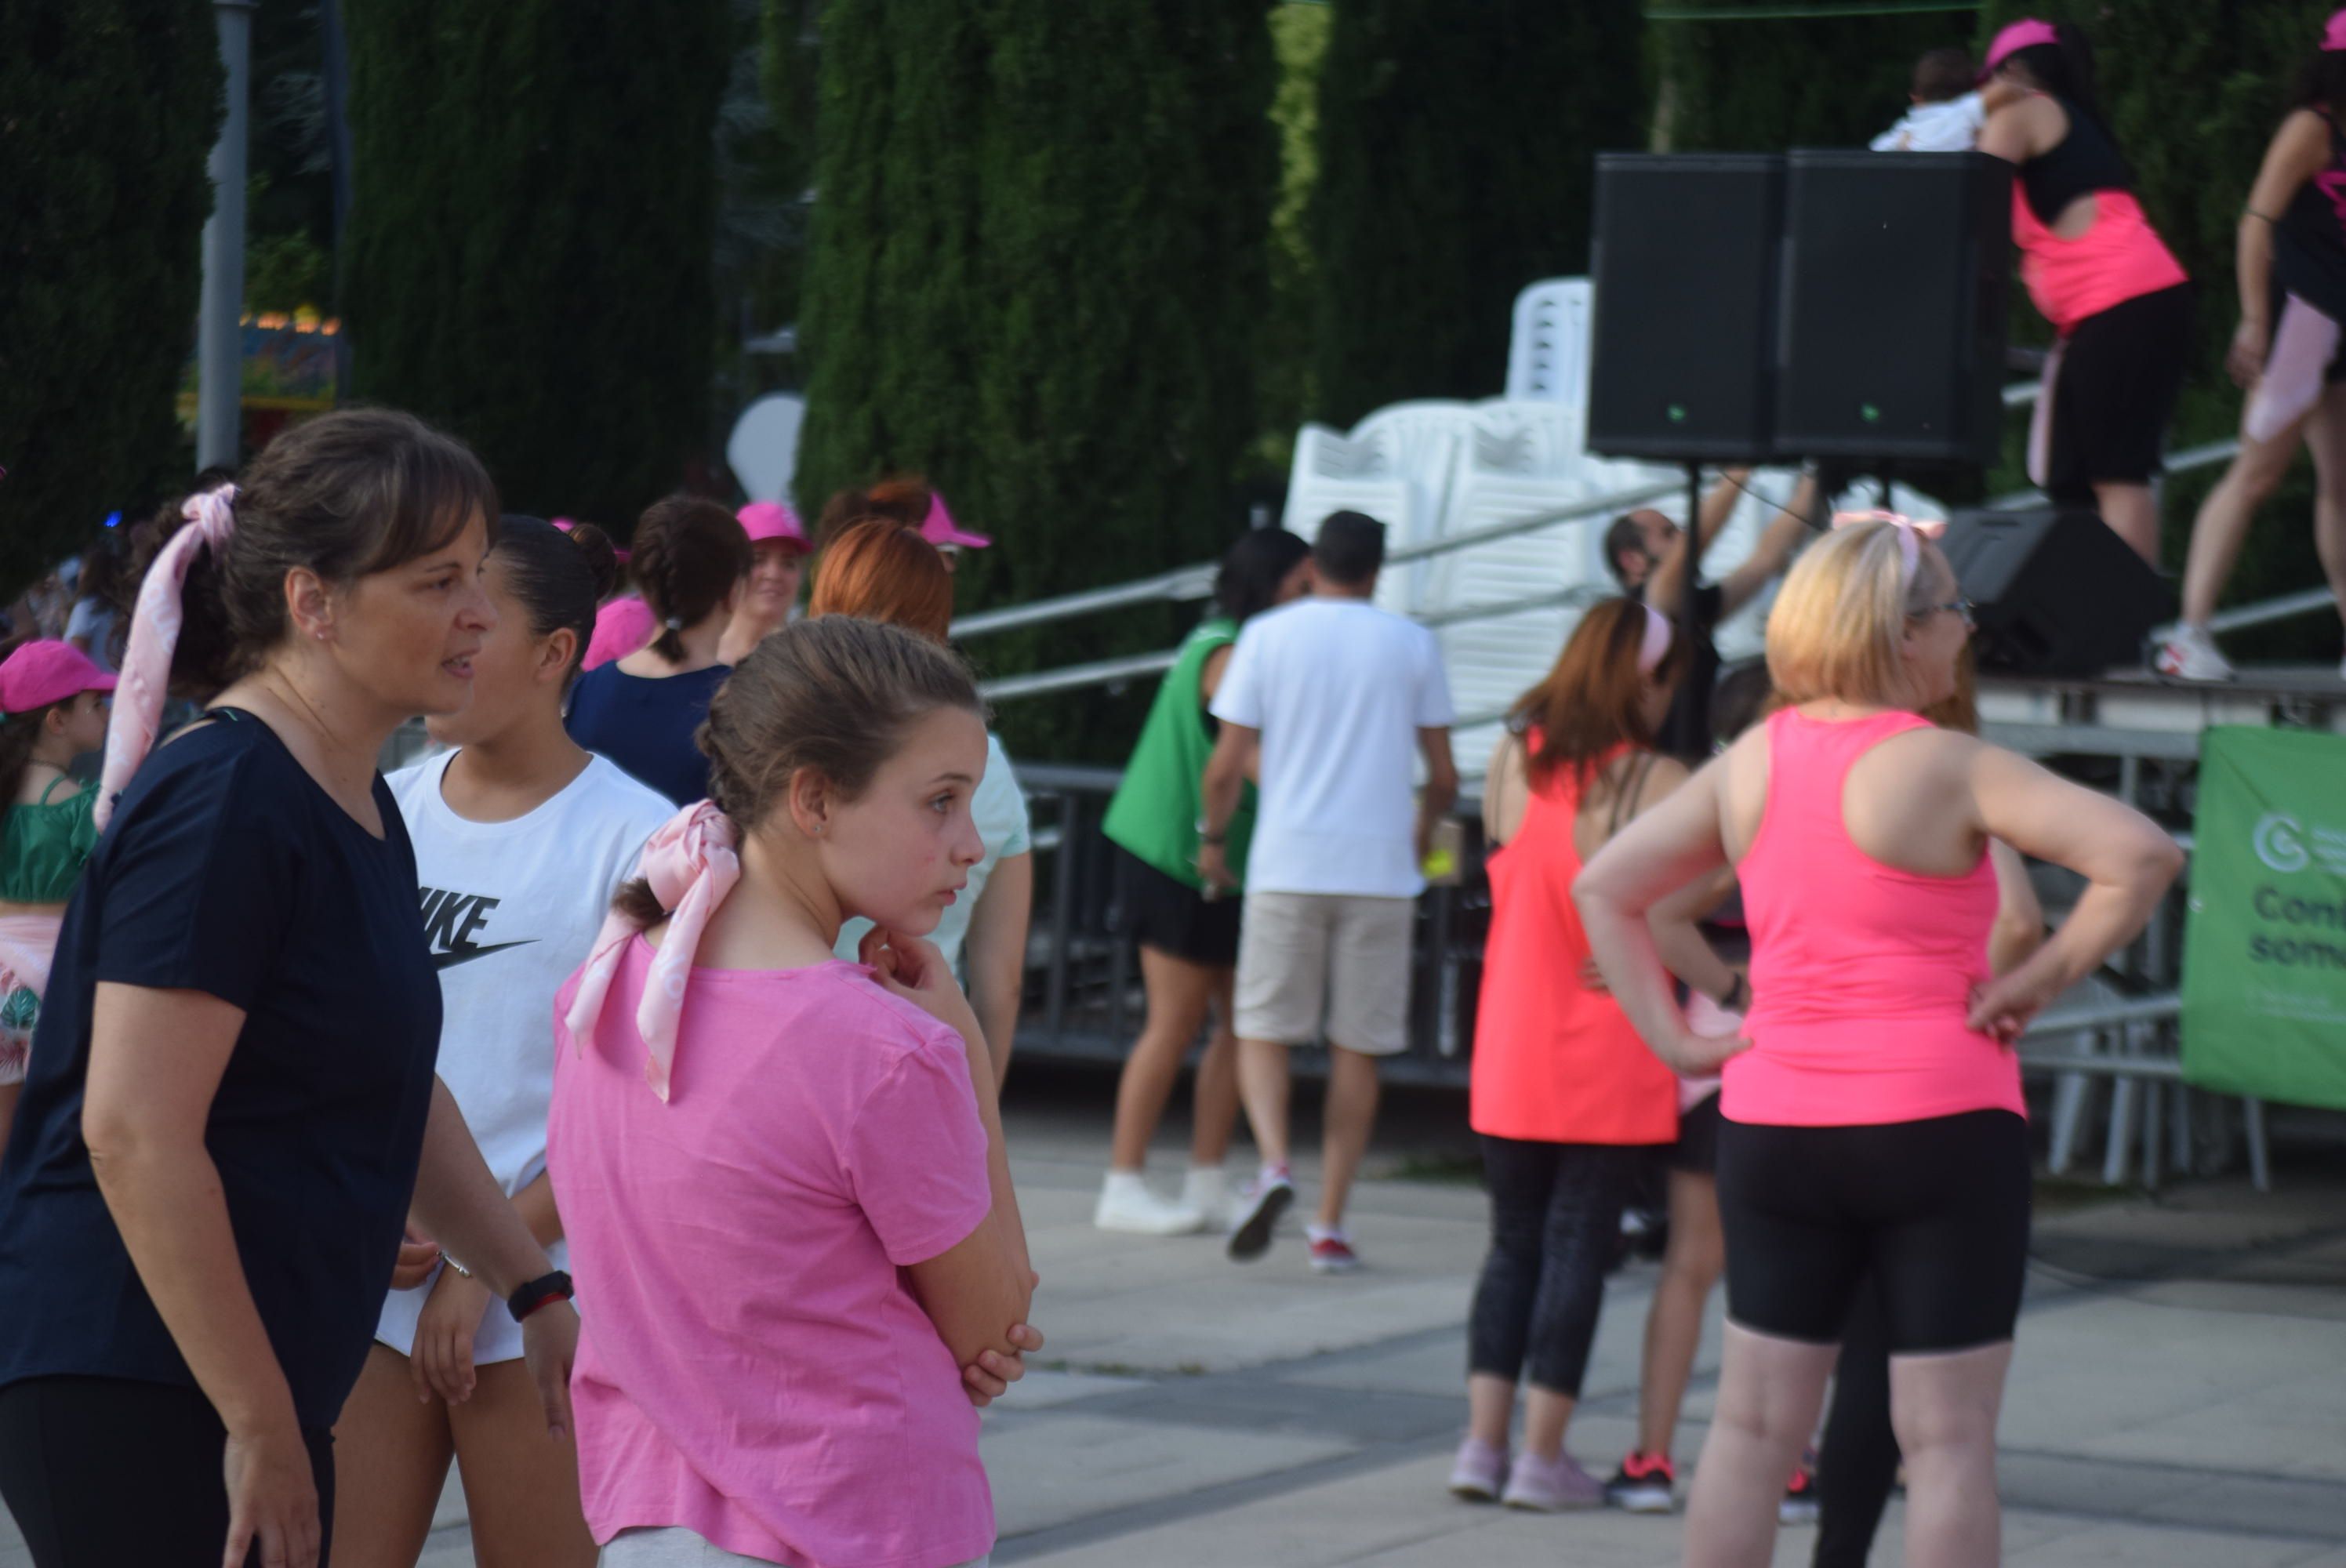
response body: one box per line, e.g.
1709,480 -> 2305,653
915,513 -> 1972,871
563,800 -> 740,1102
96,486 -> 238,831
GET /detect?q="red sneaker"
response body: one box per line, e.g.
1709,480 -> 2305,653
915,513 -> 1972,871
1307,1232 -> 1360,1274
1604,1450 -> 1676,1513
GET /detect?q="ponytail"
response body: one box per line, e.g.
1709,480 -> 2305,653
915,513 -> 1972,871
98,487 -> 239,829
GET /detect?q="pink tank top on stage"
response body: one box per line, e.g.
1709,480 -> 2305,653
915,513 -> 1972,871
2014,187 -> 2188,336
1727,709 -> 2024,1128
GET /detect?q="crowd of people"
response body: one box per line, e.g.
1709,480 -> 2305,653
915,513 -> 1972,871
0,12 -> 2329,1568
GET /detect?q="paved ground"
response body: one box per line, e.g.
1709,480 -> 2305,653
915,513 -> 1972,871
13,1073 -> 2346,1566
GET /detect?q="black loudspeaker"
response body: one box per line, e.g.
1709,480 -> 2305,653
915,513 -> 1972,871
1588,154 -> 1785,463
1774,151 -> 2013,468
1938,508 -> 2175,677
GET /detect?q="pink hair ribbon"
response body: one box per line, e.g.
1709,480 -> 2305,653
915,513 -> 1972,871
1830,509 -> 1945,589
1638,602 -> 1674,674
563,800 -> 739,1102
96,486 -> 238,831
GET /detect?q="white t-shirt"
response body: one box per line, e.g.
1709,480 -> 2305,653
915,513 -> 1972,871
64,599 -> 116,673
1211,597 -> 1454,899
378,751 -> 672,1363
837,731 -> 1032,976
1871,93 -> 1985,153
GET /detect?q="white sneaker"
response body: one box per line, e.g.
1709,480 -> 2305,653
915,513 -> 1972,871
1179,1167 -> 1240,1232
1094,1172 -> 1205,1236
2153,623 -> 2235,683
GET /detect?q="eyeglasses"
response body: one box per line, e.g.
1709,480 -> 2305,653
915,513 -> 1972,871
1912,597 -> 1975,629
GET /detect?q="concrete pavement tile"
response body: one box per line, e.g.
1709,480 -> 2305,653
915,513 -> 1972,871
1051,1277 -> 1480,1375
1998,1298 -> 2346,1455
2279,1548 -> 2346,1566
1005,1450 -> 1560,1568
2076,1387 -> 2346,1483
993,1368 -> 1155,1410
2003,1520 -> 2329,1566
982,1413 -> 1356,1537
2132,1471 -> 2346,1541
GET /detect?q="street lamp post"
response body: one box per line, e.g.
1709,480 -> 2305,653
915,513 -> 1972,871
196,0 -> 260,472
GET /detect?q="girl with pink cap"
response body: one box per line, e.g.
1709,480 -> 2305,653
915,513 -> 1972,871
547,615 -> 1038,1567
2159,9 -> 2346,683
1978,18 -> 2193,564
0,641 -> 114,1156
717,499 -> 814,665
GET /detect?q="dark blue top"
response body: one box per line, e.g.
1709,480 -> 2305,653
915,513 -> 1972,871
0,710 -> 441,1431
564,661 -> 728,807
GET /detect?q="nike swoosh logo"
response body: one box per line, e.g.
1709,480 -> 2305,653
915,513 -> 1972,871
431,940 -> 539,971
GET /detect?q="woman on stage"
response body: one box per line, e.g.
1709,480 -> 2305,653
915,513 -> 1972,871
1576,515 -> 2181,1566
1980,18 -> 2193,564
2159,10 -> 2346,682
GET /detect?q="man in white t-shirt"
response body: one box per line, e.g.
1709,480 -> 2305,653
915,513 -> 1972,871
1197,512 -> 1457,1273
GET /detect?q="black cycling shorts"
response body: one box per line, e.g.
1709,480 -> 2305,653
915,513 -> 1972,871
1716,1109 -> 2031,1354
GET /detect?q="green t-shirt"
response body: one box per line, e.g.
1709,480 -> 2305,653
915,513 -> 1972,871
1102,619 -> 1257,889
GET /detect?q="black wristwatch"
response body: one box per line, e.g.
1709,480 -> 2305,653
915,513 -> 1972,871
507,1269 -> 574,1324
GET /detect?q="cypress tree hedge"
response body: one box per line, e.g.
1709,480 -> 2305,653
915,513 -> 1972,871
1309,0 -> 1646,426
792,1 -> 1278,760
343,0 -> 730,530
0,1 -> 220,597
1649,2 -> 1969,154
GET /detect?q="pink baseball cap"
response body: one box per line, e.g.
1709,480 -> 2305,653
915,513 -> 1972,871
1980,17 -> 2059,82
737,500 -> 812,553
0,640 -> 116,716
583,597 -> 657,670
554,517 -> 630,564
2325,7 -> 2346,51
918,492 -> 990,551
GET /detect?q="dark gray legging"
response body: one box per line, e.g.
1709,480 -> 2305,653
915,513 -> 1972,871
1468,1136 -> 1641,1396
1814,1274 -> 1901,1568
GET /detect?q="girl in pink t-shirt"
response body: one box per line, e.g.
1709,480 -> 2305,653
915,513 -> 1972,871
549,616 -> 1039,1568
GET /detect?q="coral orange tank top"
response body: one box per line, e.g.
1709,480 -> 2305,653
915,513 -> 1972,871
1470,739 -> 1679,1146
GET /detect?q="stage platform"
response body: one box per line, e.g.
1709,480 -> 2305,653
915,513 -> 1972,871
1979,663 -> 2346,761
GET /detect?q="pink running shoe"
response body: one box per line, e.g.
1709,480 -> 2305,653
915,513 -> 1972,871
1502,1450 -> 1604,1512
1307,1232 -> 1360,1274
1448,1436 -> 1508,1501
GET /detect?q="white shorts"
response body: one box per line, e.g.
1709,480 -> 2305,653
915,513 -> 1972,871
1233,891 -> 1415,1056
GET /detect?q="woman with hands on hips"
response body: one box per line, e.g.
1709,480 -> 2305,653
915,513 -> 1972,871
547,616 -> 1039,1568
0,411 -> 580,1568
1574,514 -> 2180,1567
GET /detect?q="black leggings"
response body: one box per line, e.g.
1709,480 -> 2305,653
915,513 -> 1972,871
1717,1109 -> 2030,1352
0,1376 -> 337,1567
1814,1276 -> 1899,1568
1468,1137 -> 1642,1396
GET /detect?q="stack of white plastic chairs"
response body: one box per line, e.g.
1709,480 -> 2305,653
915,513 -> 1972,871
1284,278 -> 1931,779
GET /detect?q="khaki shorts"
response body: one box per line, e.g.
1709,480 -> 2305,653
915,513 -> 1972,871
1234,891 -> 1415,1056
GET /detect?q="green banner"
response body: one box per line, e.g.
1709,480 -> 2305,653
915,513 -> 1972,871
2181,726 -> 2346,1111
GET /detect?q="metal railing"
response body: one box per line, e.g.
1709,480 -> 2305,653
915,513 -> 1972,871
961,428 -> 2326,711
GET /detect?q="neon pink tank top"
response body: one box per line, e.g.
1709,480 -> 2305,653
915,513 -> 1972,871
1726,710 -> 2023,1127
2014,187 -> 2188,335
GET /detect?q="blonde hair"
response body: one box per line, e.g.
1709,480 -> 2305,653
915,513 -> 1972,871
1765,520 -> 1953,707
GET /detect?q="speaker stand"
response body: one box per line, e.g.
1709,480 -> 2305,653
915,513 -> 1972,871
1679,462 -> 1710,742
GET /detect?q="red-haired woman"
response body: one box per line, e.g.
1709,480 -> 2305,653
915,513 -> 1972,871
1449,599 -> 1725,1512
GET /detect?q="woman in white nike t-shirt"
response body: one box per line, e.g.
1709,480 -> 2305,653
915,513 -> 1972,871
333,516 -> 674,1568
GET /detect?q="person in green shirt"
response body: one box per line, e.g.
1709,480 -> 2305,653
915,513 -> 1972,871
1095,529 -> 1311,1235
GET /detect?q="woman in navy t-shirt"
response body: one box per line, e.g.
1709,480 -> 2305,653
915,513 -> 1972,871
0,410 -> 580,1568
564,495 -> 750,805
